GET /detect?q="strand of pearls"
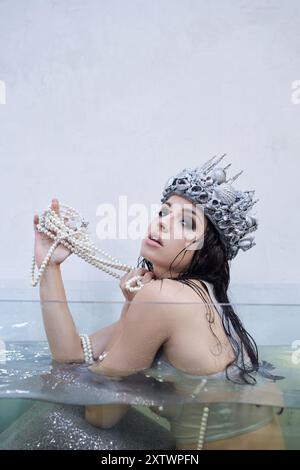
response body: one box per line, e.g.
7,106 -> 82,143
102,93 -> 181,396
79,334 -> 94,364
196,406 -> 210,450
31,203 -> 144,292
189,378 -> 209,450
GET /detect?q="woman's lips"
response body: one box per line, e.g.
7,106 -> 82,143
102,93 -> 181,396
146,237 -> 162,247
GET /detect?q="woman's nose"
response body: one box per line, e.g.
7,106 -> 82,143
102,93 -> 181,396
159,213 -> 171,232
159,221 -> 165,233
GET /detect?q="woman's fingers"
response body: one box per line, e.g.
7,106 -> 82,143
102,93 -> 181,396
51,198 -> 60,216
119,268 -> 156,302
33,214 -> 39,231
119,268 -> 154,288
143,271 -> 155,282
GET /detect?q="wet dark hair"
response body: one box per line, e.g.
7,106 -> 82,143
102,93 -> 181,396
136,208 -> 259,385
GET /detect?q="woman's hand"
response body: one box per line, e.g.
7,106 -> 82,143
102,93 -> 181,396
119,268 -> 156,302
33,198 -> 72,269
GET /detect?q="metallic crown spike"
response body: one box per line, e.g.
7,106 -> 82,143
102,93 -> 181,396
223,163 -> 232,171
227,170 -> 244,183
199,154 -> 217,172
160,154 -> 258,260
203,153 -> 227,175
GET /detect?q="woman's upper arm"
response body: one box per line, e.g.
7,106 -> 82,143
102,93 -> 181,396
89,321 -> 120,359
88,281 -> 174,377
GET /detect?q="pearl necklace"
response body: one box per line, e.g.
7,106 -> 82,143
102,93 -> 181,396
31,203 -> 144,292
189,378 -> 210,450
197,405 -> 210,450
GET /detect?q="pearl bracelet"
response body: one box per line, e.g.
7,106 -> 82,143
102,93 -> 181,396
79,334 -> 94,364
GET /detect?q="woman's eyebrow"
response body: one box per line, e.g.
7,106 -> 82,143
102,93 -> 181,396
164,201 -> 200,219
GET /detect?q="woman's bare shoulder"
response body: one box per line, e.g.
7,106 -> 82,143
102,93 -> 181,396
150,278 -> 209,300
129,279 -> 183,310
132,279 -> 209,318
141,278 -> 201,301
137,279 -> 210,316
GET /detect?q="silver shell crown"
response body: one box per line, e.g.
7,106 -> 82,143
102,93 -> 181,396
160,153 -> 259,260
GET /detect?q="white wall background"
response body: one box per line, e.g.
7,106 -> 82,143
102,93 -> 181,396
0,0 -> 299,298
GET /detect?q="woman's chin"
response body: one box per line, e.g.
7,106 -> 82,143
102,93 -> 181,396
140,253 -> 151,263
140,245 -> 152,261
140,242 -> 167,269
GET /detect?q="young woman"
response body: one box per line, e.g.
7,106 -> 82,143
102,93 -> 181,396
34,157 -> 285,449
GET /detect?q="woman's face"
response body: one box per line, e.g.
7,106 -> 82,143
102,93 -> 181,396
140,194 -> 207,279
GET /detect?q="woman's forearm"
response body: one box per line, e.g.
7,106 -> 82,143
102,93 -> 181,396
40,265 -> 129,363
39,265 -> 82,362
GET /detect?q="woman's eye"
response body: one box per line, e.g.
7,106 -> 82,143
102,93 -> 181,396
181,219 -> 194,230
182,216 -> 197,230
158,210 -> 195,230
